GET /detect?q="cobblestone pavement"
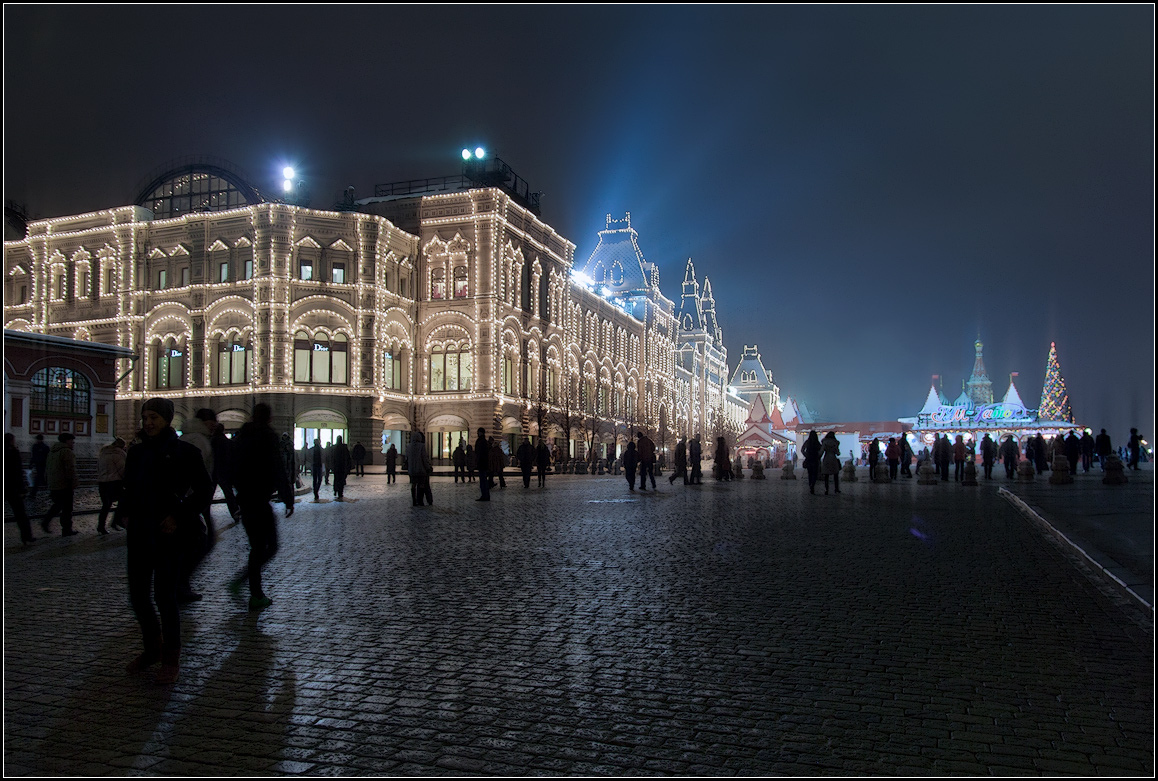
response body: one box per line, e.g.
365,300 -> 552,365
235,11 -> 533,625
5,472 -> 1153,776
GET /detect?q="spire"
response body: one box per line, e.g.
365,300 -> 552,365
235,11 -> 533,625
966,338 -> 994,405
676,258 -> 703,332
701,277 -> 721,343
1002,372 -> 1025,408
920,382 -> 943,415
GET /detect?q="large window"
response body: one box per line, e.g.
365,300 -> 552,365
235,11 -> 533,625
384,350 -> 403,391
217,334 -> 251,385
294,331 -> 348,385
429,343 -> 472,392
30,367 -> 91,416
453,266 -> 468,298
431,268 -> 446,300
155,340 -> 185,389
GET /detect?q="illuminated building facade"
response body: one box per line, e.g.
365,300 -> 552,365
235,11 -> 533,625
5,163 -> 754,463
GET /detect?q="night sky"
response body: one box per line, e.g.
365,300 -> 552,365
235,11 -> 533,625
5,6 -> 1154,442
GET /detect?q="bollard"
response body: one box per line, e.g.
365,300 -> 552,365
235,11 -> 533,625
1049,454 -> 1073,485
1102,455 -> 1129,485
918,459 -> 939,485
781,461 -> 797,480
1017,460 -> 1035,482
842,459 -> 858,483
962,459 -> 979,486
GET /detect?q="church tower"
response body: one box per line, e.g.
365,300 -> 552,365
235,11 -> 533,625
966,339 -> 994,406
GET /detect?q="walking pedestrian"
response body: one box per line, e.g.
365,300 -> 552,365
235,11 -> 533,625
178,409 -> 218,601
280,432 -> 297,489
1033,434 -> 1048,474
1079,430 -> 1094,473
669,437 -> 688,485
211,423 -> 240,523
689,435 -> 703,484
1127,428 -> 1142,471
1095,429 -> 1112,471
980,433 -> 996,480
714,437 -> 732,481
5,433 -> 35,544
802,430 -> 821,494
228,403 -> 294,611
900,436 -> 914,477
385,443 -> 399,484
453,441 -> 466,483
1064,430 -> 1081,476
352,441 -> 366,477
29,434 -> 48,499
122,397 -> 213,684
885,437 -> 900,480
953,435 -> 967,482
323,442 -> 333,485
96,437 -> 127,534
536,440 -> 550,487
42,433 -> 79,536
310,440 -> 324,501
489,437 -> 507,489
1000,435 -> 1019,478
622,440 -> 638,491
820,431 -> 840,494
517,438 -> 534,488
636,431 -> 657,490
868,438 -> 881,481
407,432 -> 433,506
331,436 -> 352,500
475,429 -> 491,501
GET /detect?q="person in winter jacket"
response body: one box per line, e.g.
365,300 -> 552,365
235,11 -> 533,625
669,438 -> 688,485
42,433 -> 80,536
5,433 -> 35,544
622,440 -> 639,491
331,436 -> 352,500
1000,435 -> 1019,479
885,437 -> 900,480
352,441 -> 366,477
228,403 -> 294,612
689,435 -> 703,484
96,437 -> 127,534
122,398 -> 213,685
517,438 -> 534,488
407,432 -> 433,506
489,437 -> 506,489
802,430 -> 822,494
820,431 -> 841,494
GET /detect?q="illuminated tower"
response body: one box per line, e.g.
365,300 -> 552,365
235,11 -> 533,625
966,339 -> 994,406
1038,342 -> 1074,423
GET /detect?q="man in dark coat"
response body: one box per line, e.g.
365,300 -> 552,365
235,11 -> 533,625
310,440 -> 324,501
622,441 -> 638,491
636,431 -> 656,491
536,440 -> 550,487
1079,430 -> 1095,473
352,441 -> 366,477
1064,431 -> 1081,475
453,441 -> 466,483
211,424 -> 240,523
385,443 -> 399,484
1000,435 -> 1019,479
229,404 -> 294,611
475,428 -> 491,501
29,434 -> 49,499
1033,434 -> 1048,474
979,433 -> 997,480
517,438 -> 534,488
5,433 -> 35,544
331,436 -> 352,500
689,435 -> 703,484
122,398 -> 213,684
934,435 -> 952,482
1095,429 -> 1112,471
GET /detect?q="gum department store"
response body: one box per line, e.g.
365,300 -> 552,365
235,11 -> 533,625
4,155 -> 776,466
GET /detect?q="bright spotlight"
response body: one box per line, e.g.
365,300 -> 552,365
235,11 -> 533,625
283,180 -> 293,192
283,166 -> 295,180
474,147 -> 485,159
462,148 -> 472,161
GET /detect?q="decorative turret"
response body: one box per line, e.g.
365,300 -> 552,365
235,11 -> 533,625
701,277 -> 722,345
676,258 -> 703,332
1001,372 -> 1025,408
966,338 -> 994,405
578,212 -> 652,295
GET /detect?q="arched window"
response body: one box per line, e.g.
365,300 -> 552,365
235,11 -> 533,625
30,367 -> 91,416
217,332 -> 251,385
155,339 -> 185,389
453,266 -> 468,298
294,331 -> 349,385
431,268 -> 446,300
383,348 -> 403,391
429,342 -> 472,392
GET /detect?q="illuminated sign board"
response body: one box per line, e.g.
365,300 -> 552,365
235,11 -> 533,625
921,402 -> 1035,427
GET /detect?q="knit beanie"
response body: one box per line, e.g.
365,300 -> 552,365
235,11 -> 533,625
142,398 -> 175,426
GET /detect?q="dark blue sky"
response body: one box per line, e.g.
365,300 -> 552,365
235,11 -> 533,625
5,6 -> 1153,440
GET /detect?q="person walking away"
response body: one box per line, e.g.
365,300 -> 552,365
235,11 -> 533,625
1095,429 -> 1112,471
868,438 -> 881,481
96,437 -> 127,535
310,440 -> 325,501
802,430 -> 821,494
900,436 -> 914,477
453,441 -> 466,484
211,423 -> 240,523
536,440 -> 550,487
636,432 -> 656,490
1079,430 -> 1094,473
323,442 -> 333,485
820,431 -> 841,494
331,436 -> 352,500
979,433 -> 996,480
1127,428 -> 1142,471
385,443 -> 399,484
352,441 -> 366,477
121,397 -> 213,684
517,438 -> 534,488
622,440 -> 639,491
5,433 -> 35,544
953,435 -> 967,482
670,437 -> 688,485
1000,435 -> 1019,479
475,429 -> 491,501
407,432 -> 433,506
489,437 -> 507,489
689,435 -> 703,484
229,403 -> 294,611
714,437 -> 732,481
179,409 -> 218,601
465,444 -> 477,483
29,434 -> 49,499
1033,434 -> 1049,474
885,437 -> 900,480
1064,431 -> 1081,476
42,433 -> 79,536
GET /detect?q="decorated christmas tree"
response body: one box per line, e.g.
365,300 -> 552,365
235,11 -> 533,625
1038,342 -> 1074,423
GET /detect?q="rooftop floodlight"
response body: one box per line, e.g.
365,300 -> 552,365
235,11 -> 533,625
283,180 -> 293,192
474,147 -> 485,159
283,166 -> 295,180
462,148 -> 472,161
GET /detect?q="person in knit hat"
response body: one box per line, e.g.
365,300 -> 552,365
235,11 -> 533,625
121,397 -> 213,685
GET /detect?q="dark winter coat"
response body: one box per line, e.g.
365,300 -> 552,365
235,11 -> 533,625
121,427 -> 213,533
230,422 -> 292,506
